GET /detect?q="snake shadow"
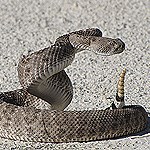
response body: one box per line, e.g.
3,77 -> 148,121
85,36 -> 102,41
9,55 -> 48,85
124,111 -> 150,139
134,112 -> 150,136
109,112 -> 150,141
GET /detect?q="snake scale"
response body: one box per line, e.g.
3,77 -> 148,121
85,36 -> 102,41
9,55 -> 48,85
0,28 -> 148,143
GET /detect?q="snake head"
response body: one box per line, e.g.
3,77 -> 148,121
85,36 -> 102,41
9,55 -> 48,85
89,37 -> 125,56
69,34 -> 125,55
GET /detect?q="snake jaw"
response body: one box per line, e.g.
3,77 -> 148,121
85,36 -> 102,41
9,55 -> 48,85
112,38 -> 125,54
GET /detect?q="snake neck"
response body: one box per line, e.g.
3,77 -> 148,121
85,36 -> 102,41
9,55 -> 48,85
69,34 -> 91,53
55,33 -> 89,53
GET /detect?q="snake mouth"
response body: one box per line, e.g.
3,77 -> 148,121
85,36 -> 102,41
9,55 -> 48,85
114,38 -> 125,54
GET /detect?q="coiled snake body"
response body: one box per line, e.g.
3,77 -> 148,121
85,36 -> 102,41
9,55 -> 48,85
0,28 -> 148,143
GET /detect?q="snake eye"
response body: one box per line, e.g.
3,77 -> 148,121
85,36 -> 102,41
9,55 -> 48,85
91,37 -> 96,42
89,37 -> 96,43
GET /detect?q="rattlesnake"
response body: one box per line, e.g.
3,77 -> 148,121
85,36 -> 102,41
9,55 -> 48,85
0,28 -> 148,143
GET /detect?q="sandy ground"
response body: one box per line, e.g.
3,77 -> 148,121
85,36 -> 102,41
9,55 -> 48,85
0,0 -> 149,149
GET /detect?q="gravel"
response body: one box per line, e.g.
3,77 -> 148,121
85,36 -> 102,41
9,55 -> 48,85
0,0 -> 149,149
